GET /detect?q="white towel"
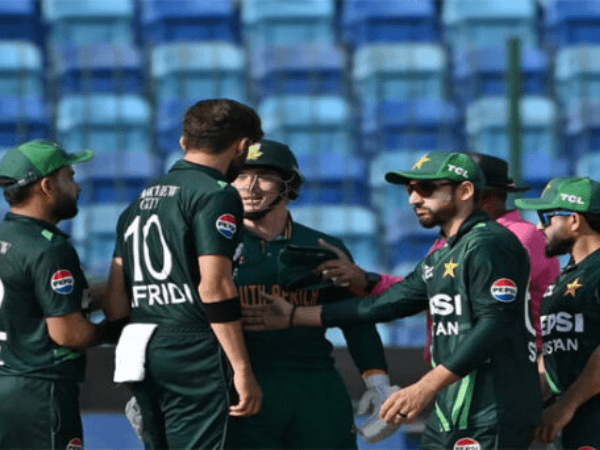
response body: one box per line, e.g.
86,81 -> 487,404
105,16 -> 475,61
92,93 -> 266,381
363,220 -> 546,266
113,323 -> 158,383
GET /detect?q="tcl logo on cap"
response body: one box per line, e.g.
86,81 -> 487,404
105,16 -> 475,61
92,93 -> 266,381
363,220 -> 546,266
454,438 -> 481,450
51,270 -> 75,295
216,214 -> 237,239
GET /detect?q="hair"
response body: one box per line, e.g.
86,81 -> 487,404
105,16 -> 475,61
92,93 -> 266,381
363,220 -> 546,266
3,182 -> 36,206
182,99 -> 263,154
581,212 -> 600,234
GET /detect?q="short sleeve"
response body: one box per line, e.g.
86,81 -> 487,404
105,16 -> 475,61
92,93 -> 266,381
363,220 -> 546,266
193,189 -> 244,259
34,245 -> 88,318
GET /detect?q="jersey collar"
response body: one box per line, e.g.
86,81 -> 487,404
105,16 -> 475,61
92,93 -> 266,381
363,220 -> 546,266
4,212 -> 70,238
445,209 -> 492,248
169,159 -> 228,182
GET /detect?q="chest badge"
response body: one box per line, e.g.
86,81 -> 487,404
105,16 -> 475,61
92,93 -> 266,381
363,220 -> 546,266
564,278 -> 583,297
443,259 -> 458,278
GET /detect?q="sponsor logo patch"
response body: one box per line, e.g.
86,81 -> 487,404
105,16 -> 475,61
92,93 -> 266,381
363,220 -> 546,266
66,437 -> 83,450
491,278 -> 517,302
51,270 -> 75,295
577,447 -> 597,450
454,437 -> 481,450
216,214 -> 237,239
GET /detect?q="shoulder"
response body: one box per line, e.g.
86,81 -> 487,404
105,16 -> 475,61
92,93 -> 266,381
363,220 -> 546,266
466,220 -> 527,256
291,222 -> 350,254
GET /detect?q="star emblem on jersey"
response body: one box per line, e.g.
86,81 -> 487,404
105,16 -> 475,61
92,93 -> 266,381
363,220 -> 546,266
51,270 -> 75,295
443,259 -> 458,278
564,278 -> 583,297
247,143 -> 263,161
413,155 -> 431,170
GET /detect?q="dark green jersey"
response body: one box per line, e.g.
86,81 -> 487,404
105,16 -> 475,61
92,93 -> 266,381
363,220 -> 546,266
0,213 -> 87,381
541,250 -> 600,395
236,217 -> 387,372
114,160 -> 244,327
323,210 -> 543,429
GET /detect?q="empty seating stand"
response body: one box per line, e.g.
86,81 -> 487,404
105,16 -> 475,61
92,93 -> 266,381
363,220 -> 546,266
556,46 -> 600,110
545,0 -> 600,47
0,0 -> 40,43
0,96 -> 49,147
566,101 -> 600,160
0,41 -> 44,98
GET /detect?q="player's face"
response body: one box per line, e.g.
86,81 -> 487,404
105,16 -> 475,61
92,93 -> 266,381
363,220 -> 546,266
406,179 -> 459,228
51,166 -> 81,221
538,210 -> 576,257
232,168 -> 283,214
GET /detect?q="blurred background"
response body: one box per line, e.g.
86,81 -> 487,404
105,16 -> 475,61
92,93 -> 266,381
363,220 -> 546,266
0,0 -> 596,447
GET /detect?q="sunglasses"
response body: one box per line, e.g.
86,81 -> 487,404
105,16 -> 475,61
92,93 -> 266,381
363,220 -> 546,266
537,210 -> 574,227
405,181 -> 455,198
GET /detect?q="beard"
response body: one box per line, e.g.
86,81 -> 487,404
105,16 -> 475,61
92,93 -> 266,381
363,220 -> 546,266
226,153 -> 247,183
545,235 -> 575,258
53,194 -> 78,221
415,202 -> 458,229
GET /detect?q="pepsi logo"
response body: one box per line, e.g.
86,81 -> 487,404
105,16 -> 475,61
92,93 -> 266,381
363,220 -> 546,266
491,278 -> 518,302
51,270 -> 75,295
577,447 -> 597,450
216,214 -> 237,239
454,437 -> 481,450
66,437 -> 83,450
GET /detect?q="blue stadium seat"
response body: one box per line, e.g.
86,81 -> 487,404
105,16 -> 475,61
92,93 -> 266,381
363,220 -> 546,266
0,0 -> 39,42
141,0 -> 239,44
545,0 -> 600,47
288,205 -> 381,272
0,41 -> 44,98
56,94 -> 151,153
361,100 -> 460,156
466,96 -> 558,164
294,152 -> 368,206
453,46 -> 549,106
566,101 -> 600,160
250,44 -> 345,101
353,43 -> 446,103
575,152 -> 600,178
0,96 -> 49,147
241,0 -> 336,50
151,42 -> 247,103
77,150 -> 159,205
342,0 -> 437,45
556,46 -> 600,110
385,225 -> 437,269
42,0 -> 135,45
523,150 -> 570,184
53,44 -> 143,95
443,0 -> 537,52
259,95 -> 352,155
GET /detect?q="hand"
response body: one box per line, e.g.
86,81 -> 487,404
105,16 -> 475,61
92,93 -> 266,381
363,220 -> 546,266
379,380 -> 437,425
230,368 -> 263,417
534,400 -> 577,444
315,239 -> 367,289
125,396 -> 144,441
241,293 -> 293,331
356,374 -> 402,443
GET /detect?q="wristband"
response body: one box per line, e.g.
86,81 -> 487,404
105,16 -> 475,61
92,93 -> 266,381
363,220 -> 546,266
204,297 -> 241,323
288,304 -> 297,328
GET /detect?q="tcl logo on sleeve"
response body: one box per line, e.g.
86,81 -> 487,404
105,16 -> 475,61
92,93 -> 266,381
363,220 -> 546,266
51,270 -> 75,295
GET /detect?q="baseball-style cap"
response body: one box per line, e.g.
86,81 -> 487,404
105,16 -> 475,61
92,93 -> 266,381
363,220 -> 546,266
0,139 -> 94,190
385,151 -> 486,189
515,177 -> 600,214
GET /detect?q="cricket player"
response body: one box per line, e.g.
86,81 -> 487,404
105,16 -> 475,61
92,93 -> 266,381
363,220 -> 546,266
516,177 -> 600,448
244,151 -> 543,449
226,139 -> 398,448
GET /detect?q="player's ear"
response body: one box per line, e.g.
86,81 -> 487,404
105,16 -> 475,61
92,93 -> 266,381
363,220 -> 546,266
235,137 -> 251,157
39,176 -> 54,197
457,181 -> 476,202
179,136 -> 187,152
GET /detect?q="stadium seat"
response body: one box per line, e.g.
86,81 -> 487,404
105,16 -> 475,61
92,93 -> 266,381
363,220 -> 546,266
42,0 -> 135,45
56,94 -> 152,153
0,96 -> 49,147
294,151 -> 369,206
385,224 -> 437,269
141,0 -> 239,44
288,205 -> 381,272
250,43 -> 346,101
0,0 -> 39,42
151,42 -> 247,103
555,46 -> 600,110
544,0 -> 600,47
453,46 -> 549,106
466,96 -> 558,163
361,99 -> 460,156
443,0 -> 538,52
342,0 -> 437,45
241,0 -> 336,50
0,41 -> 44,98
353,43 -> 446,103
566,101 -> 600,159
575,152 -> 600,178
258,95 -> 352,156
53,44 -> 144,95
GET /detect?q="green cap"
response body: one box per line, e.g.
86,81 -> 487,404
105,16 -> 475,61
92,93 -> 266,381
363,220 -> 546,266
385,151 -> 486,189
515,177 -> 600,214
0,139 -> 94,190
277,245 -> 338,291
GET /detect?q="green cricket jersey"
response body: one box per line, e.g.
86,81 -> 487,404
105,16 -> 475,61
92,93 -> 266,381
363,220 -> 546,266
114,160 -> 244,327
323,210 -> 543,430
541,249 -> 600,395
236,216 -> 388,372
0,213 -> 87,381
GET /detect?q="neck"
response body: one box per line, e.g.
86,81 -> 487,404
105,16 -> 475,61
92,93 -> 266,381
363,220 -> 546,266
243,203 -> 289,241
441,204 -> 476,238
480,194 -> 507,220
571,233 -> 600,264
184,149 -> 232,177
10,202 -> 57,225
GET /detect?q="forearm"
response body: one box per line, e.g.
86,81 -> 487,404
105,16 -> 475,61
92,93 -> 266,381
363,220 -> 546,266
210,321 -> 253,373
343,323 -> 388,373
371,274 -> 403,296
420,364 -> 462,394
559,346 -> 600,412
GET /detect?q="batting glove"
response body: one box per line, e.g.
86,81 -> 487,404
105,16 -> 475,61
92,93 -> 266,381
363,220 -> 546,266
356,374 -> 401,443
125,396 -> 144,442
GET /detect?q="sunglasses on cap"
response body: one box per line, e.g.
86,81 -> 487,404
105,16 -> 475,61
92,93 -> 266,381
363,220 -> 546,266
405,180 -> 456,198
537,210 -> 574,227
